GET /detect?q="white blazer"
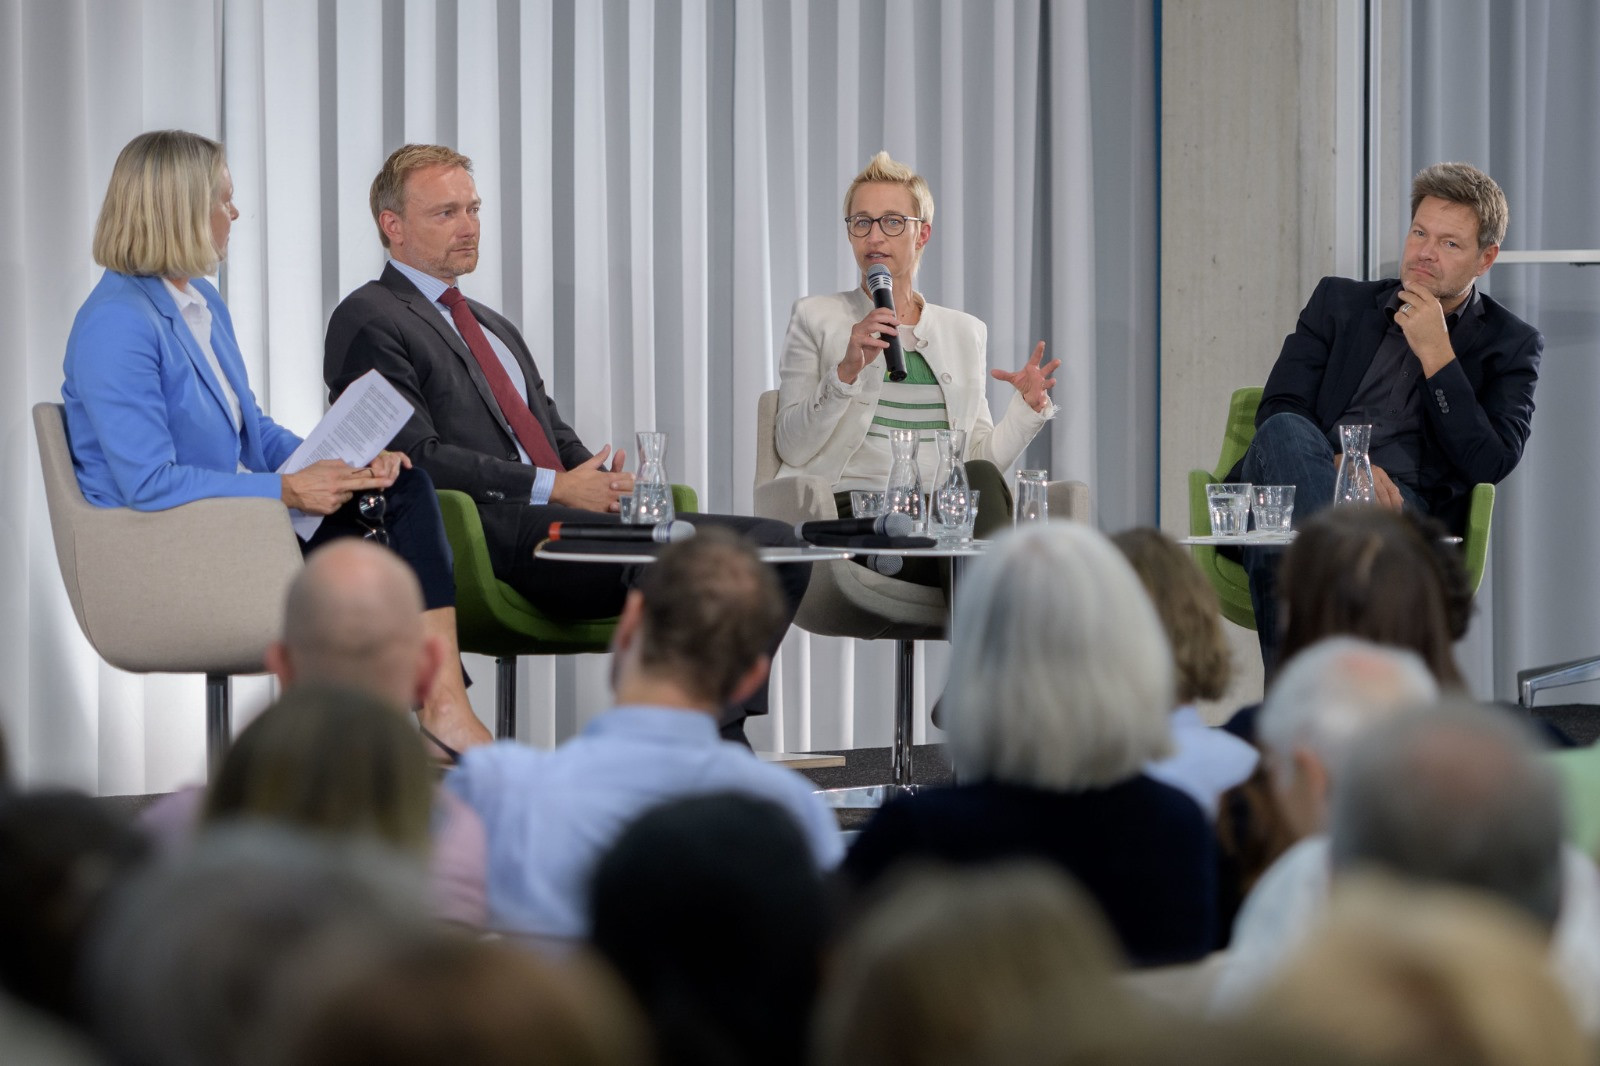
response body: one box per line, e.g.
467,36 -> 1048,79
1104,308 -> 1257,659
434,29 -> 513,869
774,289 -> 1053,486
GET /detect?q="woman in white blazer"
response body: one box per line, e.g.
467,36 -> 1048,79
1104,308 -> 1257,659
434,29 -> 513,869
774,152 -> 1059,566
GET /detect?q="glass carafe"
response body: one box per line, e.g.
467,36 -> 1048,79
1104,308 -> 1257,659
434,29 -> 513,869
632,431 -> 674,524
929,428 -> 970,540
1332,424 -> 1375,506
884,428 -> 925,532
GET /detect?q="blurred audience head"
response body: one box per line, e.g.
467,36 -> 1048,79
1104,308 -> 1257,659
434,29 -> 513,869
614,528 -> 786,709
260,933 -> 646,1066
1112,527 -> 1232,705
589,792 -> 830,1066
1256,874 -> 1589,1066
267,538 -> 442,711
1278,506 -> 1467,689
943,523 -> 1174,790
87,824 -> 431,1066
1258,637 -> 1438,839
1331,701 -> 1564,930
202,685 -> 435,859
0,791 -> 151,1026
93,129 -> 228,279
813,861 -> 1126,1066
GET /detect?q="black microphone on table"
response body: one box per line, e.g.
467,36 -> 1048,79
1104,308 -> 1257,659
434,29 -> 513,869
865,264 -> 908,382
547,521 -> 696,544
797,515 -> 923,576
793,514 -> 915,540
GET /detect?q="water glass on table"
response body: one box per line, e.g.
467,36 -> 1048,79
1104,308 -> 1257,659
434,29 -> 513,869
1251,484 -> 1295,533
1015,470 -> 1049,524
1206,483 -> 1252,536
933,486 -> 980,543
851,490 -> 888,519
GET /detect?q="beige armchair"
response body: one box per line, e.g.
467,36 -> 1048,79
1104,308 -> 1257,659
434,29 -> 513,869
33,403 -> 303,773
753,389 -> 1090,803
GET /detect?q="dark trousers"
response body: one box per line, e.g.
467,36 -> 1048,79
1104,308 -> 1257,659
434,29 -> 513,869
500,507 -> 811,730
299,465 -> 456,611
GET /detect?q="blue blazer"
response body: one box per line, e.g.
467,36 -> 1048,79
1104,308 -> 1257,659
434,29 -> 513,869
62,270 -> 301,510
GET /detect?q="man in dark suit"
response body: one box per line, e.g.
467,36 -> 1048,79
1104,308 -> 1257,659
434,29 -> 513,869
1235,162 -> 1541,670
324,144 -> 808,742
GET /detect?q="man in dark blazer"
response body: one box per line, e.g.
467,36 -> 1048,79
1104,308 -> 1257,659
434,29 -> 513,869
1234,162 -> 1541,670
324,144 -> 808,741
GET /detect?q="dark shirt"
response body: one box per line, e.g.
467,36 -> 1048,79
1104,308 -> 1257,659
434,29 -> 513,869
842,775 -> 1219,966
1336,285 -> 1484,491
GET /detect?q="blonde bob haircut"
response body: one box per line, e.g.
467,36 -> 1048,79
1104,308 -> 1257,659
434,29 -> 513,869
943,523 -> 1176,790
844,150 -> 935,225
93,130 -> 227,279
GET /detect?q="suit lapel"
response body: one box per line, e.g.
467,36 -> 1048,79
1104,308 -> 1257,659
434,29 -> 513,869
1330,289 -> 1393,412
133,275 -> 236,424
380,266 -> 508,427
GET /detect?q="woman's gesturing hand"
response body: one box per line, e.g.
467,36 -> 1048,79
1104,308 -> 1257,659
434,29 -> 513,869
990,342 -> 1059,413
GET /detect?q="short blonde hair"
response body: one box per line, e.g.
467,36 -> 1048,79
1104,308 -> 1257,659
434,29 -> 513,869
943,523 -> 1176,790
93,130 -> 226,278
844,150 -> 935,225
370,144 -> 474,248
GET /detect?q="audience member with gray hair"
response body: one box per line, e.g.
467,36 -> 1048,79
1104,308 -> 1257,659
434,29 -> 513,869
1214,701 -> 1600,1030
843,523 -> 1218,965
1257,637 -> 1438,841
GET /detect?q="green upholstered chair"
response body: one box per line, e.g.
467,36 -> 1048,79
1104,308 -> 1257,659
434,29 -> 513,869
436,485 -> 698,739
1186,387 -> 1496,633
1187,388 -> 1264,630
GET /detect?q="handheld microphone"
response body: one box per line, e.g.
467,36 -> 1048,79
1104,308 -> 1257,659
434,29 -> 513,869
547,521 -> 696,544
794,513 -> 914,541
865,264 -> 908,382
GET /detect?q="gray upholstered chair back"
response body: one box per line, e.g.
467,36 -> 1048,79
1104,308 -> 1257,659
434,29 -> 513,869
33,402 -> 301,677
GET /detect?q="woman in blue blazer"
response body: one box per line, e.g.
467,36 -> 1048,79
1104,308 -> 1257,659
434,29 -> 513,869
62,130 -> 491,758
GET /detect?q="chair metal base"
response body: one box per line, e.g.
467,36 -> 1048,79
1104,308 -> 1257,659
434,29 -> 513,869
495,657 -> 517,740
816,639 -> 919,810
1518,655 -> 1600,708
205,674 -> 231,778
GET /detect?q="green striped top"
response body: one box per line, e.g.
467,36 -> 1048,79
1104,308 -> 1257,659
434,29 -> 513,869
836,345 -> 952,491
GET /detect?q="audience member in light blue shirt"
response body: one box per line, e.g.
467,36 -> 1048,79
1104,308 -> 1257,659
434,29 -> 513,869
446,529 -> 843,938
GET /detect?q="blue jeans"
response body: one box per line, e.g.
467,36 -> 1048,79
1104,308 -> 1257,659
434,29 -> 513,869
1239,413 -> 1424,672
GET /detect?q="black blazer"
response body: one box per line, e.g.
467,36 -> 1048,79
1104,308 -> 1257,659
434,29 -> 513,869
1236,276 -> 1541,522
324,264 -> 592,569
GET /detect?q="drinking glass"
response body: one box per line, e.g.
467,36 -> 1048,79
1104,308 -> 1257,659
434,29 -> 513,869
1251,484 -> 1296,533
1015,469 -> 1049,524
850,490 -> 888,519
1206,483 -> 1252,536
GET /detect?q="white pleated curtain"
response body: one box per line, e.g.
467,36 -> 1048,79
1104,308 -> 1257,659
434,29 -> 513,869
5,0 -> 1145,793
1399,1 -> 1600,702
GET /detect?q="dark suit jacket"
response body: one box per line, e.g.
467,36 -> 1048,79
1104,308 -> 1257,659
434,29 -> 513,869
324,264 -> 592,571
1237,276 -> 1541,523
842,776 -> 1219,967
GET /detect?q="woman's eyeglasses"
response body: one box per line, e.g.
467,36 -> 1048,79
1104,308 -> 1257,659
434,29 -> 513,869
845,213 -> 922,238
357,492 -> 389,546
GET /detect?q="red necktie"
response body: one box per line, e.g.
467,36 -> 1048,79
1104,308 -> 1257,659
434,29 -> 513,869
438,287 -> 566,472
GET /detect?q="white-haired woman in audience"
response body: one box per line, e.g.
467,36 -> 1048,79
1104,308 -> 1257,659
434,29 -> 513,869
841,523 -> 1218,966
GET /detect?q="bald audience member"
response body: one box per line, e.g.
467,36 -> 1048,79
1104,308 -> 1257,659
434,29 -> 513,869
447,528 -> 843,939
1216,702 -> 1600,1030
140,540 -> 490,924
265,538 -> 447,740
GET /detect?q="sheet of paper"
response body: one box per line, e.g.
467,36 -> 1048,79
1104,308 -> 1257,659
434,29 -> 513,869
277,370 -> 415,539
